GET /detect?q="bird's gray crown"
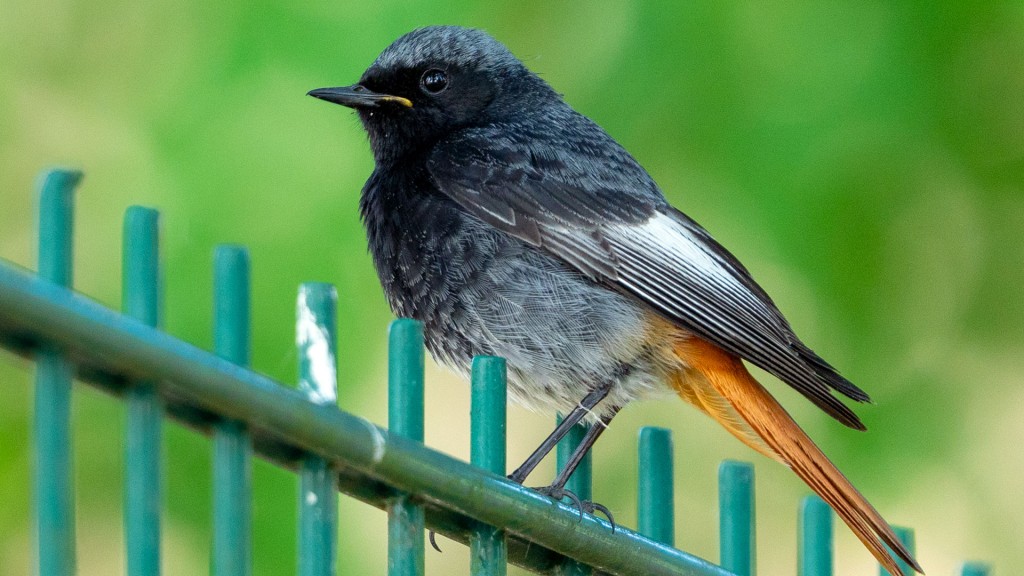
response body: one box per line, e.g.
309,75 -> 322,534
371,26 -> 522,74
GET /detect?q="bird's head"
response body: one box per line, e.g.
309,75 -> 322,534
309,26 -> 556,164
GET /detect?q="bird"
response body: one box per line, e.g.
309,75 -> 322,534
309,25 -> 923,575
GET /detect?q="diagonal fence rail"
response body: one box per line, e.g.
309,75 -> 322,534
0,169 -> 993,576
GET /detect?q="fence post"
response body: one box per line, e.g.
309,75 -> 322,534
212,246 -> 253,576
798,495 -> 832,576
123,207 -> 163,576
297,283 -> 339,576
388,319 -> 425,576
638,427 -> 675,547
34,168 -> 81,576
961,561 -> 991,576
720,460 -> 755,576
470,356 -> 508,576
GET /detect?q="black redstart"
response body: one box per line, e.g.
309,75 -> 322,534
310,26 -> 922,575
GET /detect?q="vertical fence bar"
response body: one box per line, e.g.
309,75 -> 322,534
388,319 -> 425,576
554,418 -> 592,576
637,427 -> 674,547
212,246 -> 253,576
961,562 -> 991,576
719,460 -> 755,576
297,283 -> 339,576
123,207 -> 163,576
34,168 -> 81,576
798,495 -> 832,576
470,356 -> 507,576
879,527 -> 914,576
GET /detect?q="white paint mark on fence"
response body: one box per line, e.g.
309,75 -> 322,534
362,417 -> 387,465
297,287 -> 337,405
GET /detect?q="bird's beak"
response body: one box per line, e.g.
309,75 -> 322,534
307,85 -> 413,109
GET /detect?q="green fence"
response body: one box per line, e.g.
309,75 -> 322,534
0,169 -> 993,575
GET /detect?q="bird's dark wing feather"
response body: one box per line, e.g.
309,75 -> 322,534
425,118 -> 662,279
428,121 -> 869,428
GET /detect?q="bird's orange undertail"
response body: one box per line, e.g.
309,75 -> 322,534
671,336 -> 923,576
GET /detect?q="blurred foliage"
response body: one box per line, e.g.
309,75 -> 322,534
1,1 -> 1022,574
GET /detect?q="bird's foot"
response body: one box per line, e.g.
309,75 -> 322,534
533,485 -> 616,532
428,530 -> 443,553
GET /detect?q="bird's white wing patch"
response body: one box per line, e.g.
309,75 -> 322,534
606,212 -> 769,328
602,212 -> 837,400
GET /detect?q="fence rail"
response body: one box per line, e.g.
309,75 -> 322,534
0,169 -> 994,575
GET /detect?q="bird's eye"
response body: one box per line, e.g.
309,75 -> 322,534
420,69 -> 449,94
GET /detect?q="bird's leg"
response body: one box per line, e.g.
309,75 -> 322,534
536,407 -> 620,528
431,384 -> 614,552
547,409 -> 616,492
507,383 -> 612,484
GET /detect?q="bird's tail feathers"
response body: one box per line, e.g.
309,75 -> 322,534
671,337 -> 923,576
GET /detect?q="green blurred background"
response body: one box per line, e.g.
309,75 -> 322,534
2,1 -> 1022,574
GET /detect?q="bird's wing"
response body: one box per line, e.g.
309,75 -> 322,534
427,123 -> 869,428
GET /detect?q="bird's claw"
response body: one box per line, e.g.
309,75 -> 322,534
532,485 -> 616,533
428,530 -> 443,552
587,501 -> 616,533
533,484 -> 584,519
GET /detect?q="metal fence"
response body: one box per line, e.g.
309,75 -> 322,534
0,169 -> 993,575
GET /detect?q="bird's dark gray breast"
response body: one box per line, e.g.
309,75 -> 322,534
360,163 -> 492,363
359,163 -> 662,413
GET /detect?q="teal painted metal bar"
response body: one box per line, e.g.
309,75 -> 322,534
638,427 -> 674,547
961,561 -> 991,576
798,495 -> 831,576
719,460 -> 754,576
122,208 -> 161,327
34,168 -> 80,576
123,207 -> 163,576
879,527 -> 914,576
555,418 -> 593,576
37,170 -> 78,287
297,283 -> 339,576
299,459 -> 337,575
388,319 -> 425,576
0,260 -> 737,576
470,356 -> 508,576
212,246 -> 253,576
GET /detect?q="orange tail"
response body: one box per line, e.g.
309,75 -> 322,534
672,337 -> 923,576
